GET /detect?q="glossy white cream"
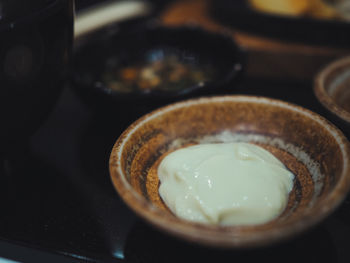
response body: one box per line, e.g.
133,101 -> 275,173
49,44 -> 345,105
158,142 -> 294,225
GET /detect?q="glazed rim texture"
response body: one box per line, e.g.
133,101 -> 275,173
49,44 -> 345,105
314,56 -> 350,123
109,95 -> 350,248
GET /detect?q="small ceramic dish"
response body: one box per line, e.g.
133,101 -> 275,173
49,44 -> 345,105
314,56 -> 350,135
73,23 -> 243,113
109,95 -> 350,248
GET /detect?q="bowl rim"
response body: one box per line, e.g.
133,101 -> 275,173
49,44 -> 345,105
109,95 -> 350,248
314,56 -> 350,123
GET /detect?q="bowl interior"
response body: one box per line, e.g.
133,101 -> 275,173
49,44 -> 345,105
74,24 -> 243,102
315,56 -> 350,124
109,96 -> 350,248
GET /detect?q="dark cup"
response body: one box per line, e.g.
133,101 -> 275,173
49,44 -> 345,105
0,0 -> 73,154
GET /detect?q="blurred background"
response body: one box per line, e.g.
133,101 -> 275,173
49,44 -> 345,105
2,0 -> 350,262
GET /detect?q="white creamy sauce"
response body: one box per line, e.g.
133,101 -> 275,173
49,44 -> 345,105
158,142 -> 295,225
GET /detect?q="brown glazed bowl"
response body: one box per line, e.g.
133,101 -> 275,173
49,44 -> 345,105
314,56 -> 350,136
109,95 -> 350,248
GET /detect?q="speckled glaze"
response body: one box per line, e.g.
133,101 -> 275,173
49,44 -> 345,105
314,56 -> 350,130
109,95 -> 350,248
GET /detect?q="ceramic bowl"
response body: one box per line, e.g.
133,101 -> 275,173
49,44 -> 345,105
73,23 -> 243,114
109,95 -> 350,248
314,56 -> 350,136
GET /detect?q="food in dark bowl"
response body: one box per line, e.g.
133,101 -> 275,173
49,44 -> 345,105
72,23 -> 244,115
103,50 -> 217,94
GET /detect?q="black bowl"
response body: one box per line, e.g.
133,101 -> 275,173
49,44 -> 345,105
72,23 -> 244,117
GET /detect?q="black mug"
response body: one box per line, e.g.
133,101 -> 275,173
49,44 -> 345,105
0,0 -> 74,154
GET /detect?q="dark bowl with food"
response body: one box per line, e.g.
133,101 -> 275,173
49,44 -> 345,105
72,23 -> 244,118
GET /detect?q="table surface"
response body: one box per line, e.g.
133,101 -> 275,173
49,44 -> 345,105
1,1 -> 350,262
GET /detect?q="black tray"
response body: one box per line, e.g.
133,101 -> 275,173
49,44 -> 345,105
1,75 -> 350,263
